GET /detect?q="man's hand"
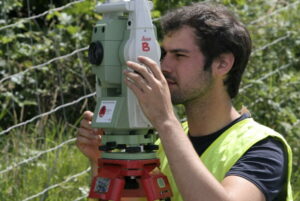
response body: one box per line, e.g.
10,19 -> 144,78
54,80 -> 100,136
76,111 -> 103,164
124,56 -> 176,129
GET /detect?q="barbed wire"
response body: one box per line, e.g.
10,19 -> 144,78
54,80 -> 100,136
240,63 -> 292,93
0,61 -> 294,172
0,61 -> 292,137
154,0 -> 300,26
0,32 -> 293,136
0,0 -> 86,31
1,0 -> 298,32
247,98 -> 300,129
0,46 -> 89,84
0,0 -> 296,85
251,33 -> 290,55
0,32 -> 288,86
0,0 -> 297,85
0,138 -> 76,174
249,0 -> 300,25
0,92 -> 95,136
21,167 -> 90,201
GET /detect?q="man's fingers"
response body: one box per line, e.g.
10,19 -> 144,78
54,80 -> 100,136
80,111 -> 105,136
137,56 -> 164,80
76,135 -> 100,146
124,75 -> 145,98
80,118 -> 92,130
126,61 -> 156,84
77,128 -> 101,139
83,110 -> 94,121
80,111 -> 94,130
124,70 -> 152,93
76,136 -> 93,147
77,128 -> 101,144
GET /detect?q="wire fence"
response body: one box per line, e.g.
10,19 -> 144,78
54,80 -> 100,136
0,92 -> 96,136
0,33 -> 291,137
240,63 -> 292,93
248,0 -> 300,25
0,138 -> 76,175
0,32 -> 289,85
0,0 -> 86,31
0,0 -> 300,200
0,46 -> 89,84
21,167 -> 90,201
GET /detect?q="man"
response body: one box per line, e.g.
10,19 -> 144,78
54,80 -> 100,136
77,2 -> 293,201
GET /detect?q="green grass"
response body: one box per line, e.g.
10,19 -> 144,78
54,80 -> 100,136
0,118 -> 91,201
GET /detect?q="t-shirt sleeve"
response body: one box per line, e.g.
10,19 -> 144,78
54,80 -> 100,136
225,137 -> 287,201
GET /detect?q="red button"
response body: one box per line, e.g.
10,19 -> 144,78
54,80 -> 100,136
99,106 -> 106,117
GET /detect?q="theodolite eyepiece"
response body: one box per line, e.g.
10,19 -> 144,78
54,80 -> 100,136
88,41 -> 104,65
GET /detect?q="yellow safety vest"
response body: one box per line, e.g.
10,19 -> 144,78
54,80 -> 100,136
156,118 -> 293,201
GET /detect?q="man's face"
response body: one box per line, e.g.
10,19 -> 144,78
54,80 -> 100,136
161,26 -> 214,105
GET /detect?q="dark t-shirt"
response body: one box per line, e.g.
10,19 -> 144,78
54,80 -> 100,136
188,114 -> 287,201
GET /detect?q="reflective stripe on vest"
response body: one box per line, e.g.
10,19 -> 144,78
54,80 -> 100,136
156,118 -> 293,201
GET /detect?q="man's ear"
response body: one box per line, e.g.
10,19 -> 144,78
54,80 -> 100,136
212,53 -> 235,77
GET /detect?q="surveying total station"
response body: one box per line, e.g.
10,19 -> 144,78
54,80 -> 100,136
87,0 -> 172,200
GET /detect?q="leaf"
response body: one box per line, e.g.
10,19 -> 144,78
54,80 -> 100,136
66,25 -> 80,35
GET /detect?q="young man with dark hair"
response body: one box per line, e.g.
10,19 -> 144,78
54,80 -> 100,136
77,2 -> 293,201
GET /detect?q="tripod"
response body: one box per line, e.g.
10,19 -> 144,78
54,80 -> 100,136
89,158 -> 172,201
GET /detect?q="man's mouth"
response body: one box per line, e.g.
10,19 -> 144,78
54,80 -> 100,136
166,79 -> 176,85
164,74 -> 176,85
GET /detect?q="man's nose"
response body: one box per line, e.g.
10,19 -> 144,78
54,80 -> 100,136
161,54 -> 172,74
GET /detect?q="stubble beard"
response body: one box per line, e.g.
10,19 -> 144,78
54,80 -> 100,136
170,71 -> 214,106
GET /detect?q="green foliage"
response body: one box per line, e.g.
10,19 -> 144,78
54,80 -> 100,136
0,0 -> 300,200
0,0 -> 99,127
0,118 -> 91,201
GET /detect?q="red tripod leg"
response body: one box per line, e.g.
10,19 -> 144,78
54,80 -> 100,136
141,168 -> 173,201
89,159 -> 173,201
89,161 -> 125,201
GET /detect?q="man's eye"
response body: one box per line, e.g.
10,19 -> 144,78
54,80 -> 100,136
176,54 -> 185,57
161,47 -> 166,61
